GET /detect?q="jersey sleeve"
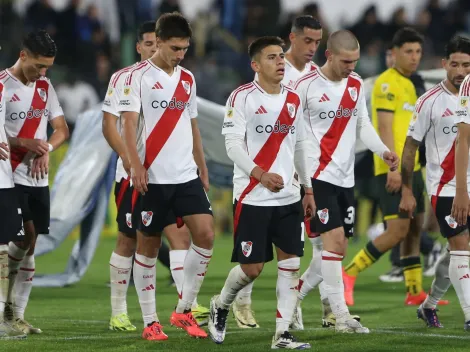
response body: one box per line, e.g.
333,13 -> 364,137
0,83 -> 5,124
118,70 -> 142,114
102,73 -> 120,117
293,79 -> 309,113
372,77 -> 398,113
295,99 -> 307,142
188,79 -> 198,119
407,96 -> 431,142
456,77 -> 470,124
47,83 -> 64,121
221,91 -> 246,137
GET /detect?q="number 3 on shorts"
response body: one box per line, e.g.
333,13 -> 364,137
344,206 -> 355,225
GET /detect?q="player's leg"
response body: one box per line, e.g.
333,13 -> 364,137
232,281 -> 258,328
209,202 -> 270,344
271,201 -> 310,349
109,180 -> 137,331
170,178 -> 213,338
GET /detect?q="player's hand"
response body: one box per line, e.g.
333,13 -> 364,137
0,142 -> 9,160
31,152 -> 49,181
302,190 -> 316,221
386,170 -> 402,193
260,172 -> 284,193
200,168 -> 210,192
399,187 -> 416,218
131,163 -> 148,195
451,192 -> 470,226
22,139 -> 49,155
383,151 -> 399,172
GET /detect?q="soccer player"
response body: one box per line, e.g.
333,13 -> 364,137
208,36 -> 315,349
120,13 -> 213,340
399,36 -> 470,329
1,30 -> 69,334
343,28 -> 438,306
237,14 -> 322,331
102,21 -> 208,333
294,30 -> 398,333
0,71 -> 27,340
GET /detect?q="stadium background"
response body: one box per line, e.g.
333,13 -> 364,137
1,0 -> 470,350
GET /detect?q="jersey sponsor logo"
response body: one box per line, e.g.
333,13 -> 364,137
181,80 -> 191,95
223,121 -> 235,128
103,99 -> 111,106
9,107 -> 49,120
319,106 -> 358,119
151,97 -> 189,110
348,87 -> 358,102
386,93 -> 395,101
37,88 -> 47,102
443,125 -> 457,134
456,109 -> 468,117
141,211 -> 153,226
461,97 -> 469,108
287,103 -> 296,118
317,208 -> 329,224
402,102 -> 415,112
241,241 -> 253,257
126,213 -> 132,228
255,120 -> 295,134
445,215 -> 458,229
119,99 -> 131,106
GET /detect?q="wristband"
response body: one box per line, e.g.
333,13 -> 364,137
304,192 -> 313,195
48,143 -> 53,152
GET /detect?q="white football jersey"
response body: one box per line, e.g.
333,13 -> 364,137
222,81 -> 306,206
0,79 -> 14,188
0,70 -> 63,187
295,69 -> 367,188
102,63 -> 145,182
408,81 -> 465,198
456,74 -> 470,124
118,60 -> 198,184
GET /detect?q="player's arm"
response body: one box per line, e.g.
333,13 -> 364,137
452,90 -> 470,224
119,72 -> 147,194
0,86 -> 9,161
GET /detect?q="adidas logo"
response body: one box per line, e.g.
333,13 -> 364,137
319,93 -> 330,102
141,284 -> 155,291
459,274 -> 470,280
442,108 -> 454,117
152,82 -> 163,89
9,94 -> 20,102
255,105 -> 267,114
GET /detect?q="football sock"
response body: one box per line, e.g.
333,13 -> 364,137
298,242 -> 323,300
276,258 -> 300,334
134,253 -> 158,326
0,245 -> 8,317
176,244 -> 212,313
322,250 -> 349,320
169,250 -> 187,301
401,256 -> 422,295
13,255 -> 35,320
449,251 -> 470,321
344,241 -> 383,277
109,252 -> 132,316
218,265 -> 253,309
7,242 -> 28,305
424,251 -> 451,309
236,282 -> 253,305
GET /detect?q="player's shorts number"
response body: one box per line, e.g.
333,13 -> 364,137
300,221 -> 305,242
344,206 -> 355,225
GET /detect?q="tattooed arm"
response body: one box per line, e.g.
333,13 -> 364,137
399,136 -> 420,217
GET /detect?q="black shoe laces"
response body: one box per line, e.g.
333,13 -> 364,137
215,307 -> 229,331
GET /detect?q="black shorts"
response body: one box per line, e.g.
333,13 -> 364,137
115,178 -> 180,237
136,177 -> 212,233
311,179 -> 355,237
15,184 -> 50,234
0,188 -> 23,243
432,196 -> 470,238
375,170 -> 425,221
231,201 -> 304,264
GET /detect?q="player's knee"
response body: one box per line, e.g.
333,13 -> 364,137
164,225 -> 191,250
136,232 -> 161,257
115,232 -> 136,257
386,220 -> 410,243
241,263 -> 263,280
191,225 -> 215,250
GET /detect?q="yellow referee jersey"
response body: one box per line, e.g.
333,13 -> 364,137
371,68 -> 420,176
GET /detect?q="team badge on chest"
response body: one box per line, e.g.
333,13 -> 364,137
287,103 -> 296,118
182,80 -> 191,95
37,88 -> 47,102
348,87 -> 357,102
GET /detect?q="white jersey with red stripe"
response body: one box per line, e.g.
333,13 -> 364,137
222,81 -> 305,206
0,80 -> 14,188
0,70 -> 63,187
294,69 -> 368,188
408,81 -> 463,198
118,60 -> 198,184
456,74 -> 470,124
102,63 -> 145,182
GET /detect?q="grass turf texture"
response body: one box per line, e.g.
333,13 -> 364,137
3,235 -> 469,352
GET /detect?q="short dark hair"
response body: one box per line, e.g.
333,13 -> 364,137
445,35 -> 470,58
137,21 -> 156,42
291,15 -> 322,33
155,12 -> 192,41
22,29 -> 57,57
248,36 -> 285,60
392,27 -> 424,48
